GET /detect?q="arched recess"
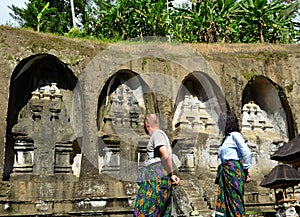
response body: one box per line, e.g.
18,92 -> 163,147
172,71 -> 227,173
4,53 -> 79,180
97,69 -> 157,134
96,69 -> 157,180
242,76 -> 295,139
173,71 -> 227,133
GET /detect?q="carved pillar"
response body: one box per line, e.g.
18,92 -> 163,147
137,140 -> 148,168
55,142 -> 73,173
101,138 -> 121,176
178,148 -> 195,173
13,140 -> 34,173
173,138 -> 196,174
129,100 -> 141,128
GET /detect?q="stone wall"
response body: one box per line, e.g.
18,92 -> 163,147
0,25 -> 299,216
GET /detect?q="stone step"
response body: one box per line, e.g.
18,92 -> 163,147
190,198 -> 209,210
178,179 -> 211,212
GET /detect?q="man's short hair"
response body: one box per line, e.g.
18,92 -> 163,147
145,114 -> 159,127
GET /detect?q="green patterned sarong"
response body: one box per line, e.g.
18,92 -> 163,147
134,162 -> 172,217
215,160 -> 246,217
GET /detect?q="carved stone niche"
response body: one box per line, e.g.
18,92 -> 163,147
178,149 -> 195,173
11,84 -> 75,177
129,100 -> 141,129
99,83 -> 145,179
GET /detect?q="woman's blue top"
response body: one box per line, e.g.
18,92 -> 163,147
218,132 -> 252,169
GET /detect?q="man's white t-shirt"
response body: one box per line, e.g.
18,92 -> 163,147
144,129 -> 171,166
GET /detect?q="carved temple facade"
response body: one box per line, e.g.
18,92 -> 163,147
0,31 -> 299,216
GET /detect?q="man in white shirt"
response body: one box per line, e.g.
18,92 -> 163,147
134,114 -> 180,216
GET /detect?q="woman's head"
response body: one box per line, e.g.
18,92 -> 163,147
218,111 -> 240,135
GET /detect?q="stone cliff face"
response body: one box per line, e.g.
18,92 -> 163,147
0,25 -> 299,216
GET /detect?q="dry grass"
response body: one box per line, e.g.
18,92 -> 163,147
191,43 -> 298,56
1,25 -> 298,57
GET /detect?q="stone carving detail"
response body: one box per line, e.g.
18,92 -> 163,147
173,95 -> 218,174
177,144 -> 196,173
208,136 -> 223,172
100,84 -> 144,176
14,140 -> 34,173
36,200 -> 52,212
241,102 -> 286,168
137,140 -> 147,168
12,83 -> 76,176
241,101 -> 274,133
269,140 -> 285,156
101,140 -> 120,174
174,95 -> 216,133
101,84 -> 143,135
74,181 -> 107,197
246,141 -> 258,165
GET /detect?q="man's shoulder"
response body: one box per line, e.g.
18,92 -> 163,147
153,129 -> 166,136
152,130 -> 169,143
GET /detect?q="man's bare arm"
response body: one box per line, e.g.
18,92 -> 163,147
159,146 -> 180,185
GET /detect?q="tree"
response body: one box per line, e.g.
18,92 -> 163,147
84,0 -> 171,40
9,0 -> 88,34
237,0 -> 299,43
213,0 -> 241,42
9,0 -> 57,32
8,0 -> 299,43
170,0 -> 241,43
37,2 -> 50,32
170,1 -> 215,43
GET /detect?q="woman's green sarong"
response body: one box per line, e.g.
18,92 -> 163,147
215,160 -> 246,217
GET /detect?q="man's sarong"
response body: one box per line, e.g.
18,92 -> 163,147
215,160 -> 246,217
134,162 -> 172,217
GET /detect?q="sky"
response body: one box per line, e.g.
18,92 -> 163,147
0,0 -> 27,25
